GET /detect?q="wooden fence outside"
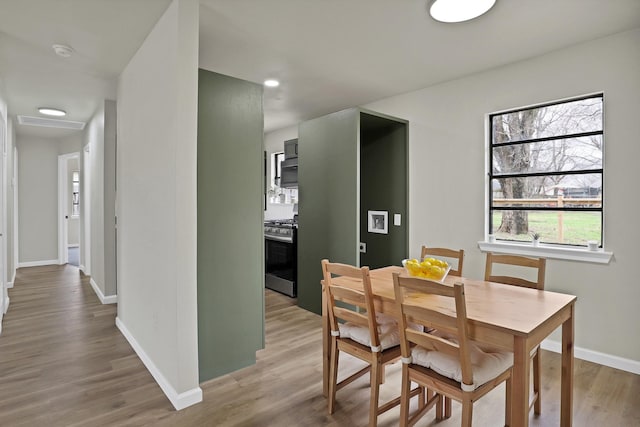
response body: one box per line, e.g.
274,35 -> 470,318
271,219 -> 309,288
493,195 -> 601,242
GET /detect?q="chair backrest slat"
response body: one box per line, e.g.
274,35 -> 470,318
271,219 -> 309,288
405,329 -> 461,358
484,253 -> 546,290
402,304 -> 458,332
333,306 -> 370,327
421,246 -> 465,277
329,285 -> 367,308
326,262 -> 365,278
395,275 -> 456,297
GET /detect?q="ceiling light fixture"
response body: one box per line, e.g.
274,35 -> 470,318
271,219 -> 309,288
264,79 -> 280,88
429,0 -> 496,23
38,107 -> 67,117
52,43 -> 74,58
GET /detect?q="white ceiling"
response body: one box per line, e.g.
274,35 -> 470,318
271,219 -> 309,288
1,0 -> 639,137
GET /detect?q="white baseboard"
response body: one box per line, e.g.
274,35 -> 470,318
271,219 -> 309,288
89,278 -> 117,305
541,339 -> 640,375
3,296 -> 8,314
79,265 -> 86,274
17,259 -> 59,268
7,270 -> 15,289
115,317 -> 203,410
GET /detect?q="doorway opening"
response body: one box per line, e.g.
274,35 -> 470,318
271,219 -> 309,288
58,152 -> 81,266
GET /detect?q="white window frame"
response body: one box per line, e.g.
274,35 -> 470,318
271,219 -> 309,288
71,170 -> 80,218
480,93 -> 612,264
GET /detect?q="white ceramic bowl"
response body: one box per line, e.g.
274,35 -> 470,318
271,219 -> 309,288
402,258 -> 451,282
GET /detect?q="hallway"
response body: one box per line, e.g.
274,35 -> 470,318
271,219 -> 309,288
0,265 -> 174,426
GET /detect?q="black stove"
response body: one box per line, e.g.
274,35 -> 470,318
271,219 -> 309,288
264,218 -> 298,297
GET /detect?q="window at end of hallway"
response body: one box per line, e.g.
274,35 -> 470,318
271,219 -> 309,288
72,170 -> 80,218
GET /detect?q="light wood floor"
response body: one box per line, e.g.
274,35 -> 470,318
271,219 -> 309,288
1,265 -> 638,426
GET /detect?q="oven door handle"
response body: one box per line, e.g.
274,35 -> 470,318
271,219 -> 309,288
265,235 -> 293,243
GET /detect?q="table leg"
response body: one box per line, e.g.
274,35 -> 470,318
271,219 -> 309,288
512,336 -> 530,427
561,304 -> 575,426
322,284 -> 329,397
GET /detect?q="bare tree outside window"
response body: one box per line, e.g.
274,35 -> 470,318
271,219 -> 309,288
489,94 -> 603,246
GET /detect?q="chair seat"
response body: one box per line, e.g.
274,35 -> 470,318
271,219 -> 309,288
339,315 -> 421,351
411,338 -> 513,390
339,321 -> 401,351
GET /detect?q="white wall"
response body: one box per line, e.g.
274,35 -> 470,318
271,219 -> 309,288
364,29 -> 640,366
103,100 -> 117,297
80,99 -> 116,299
0,83 -> 7,326
116,0 -> 200,410
17,136 -> 60,264
6,118 -> 16,286
83,103 -> 106,295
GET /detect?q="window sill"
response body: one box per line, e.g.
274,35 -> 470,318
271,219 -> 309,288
477,241 -> 613,264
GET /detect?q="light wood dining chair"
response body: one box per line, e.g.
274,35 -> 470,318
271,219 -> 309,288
393,272 -> 513,427
321,259 -> 411,427
484,252 -> 546,415
420,246 -> 465,277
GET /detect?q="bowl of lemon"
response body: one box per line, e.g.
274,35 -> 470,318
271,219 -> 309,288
402,257 -> 451,282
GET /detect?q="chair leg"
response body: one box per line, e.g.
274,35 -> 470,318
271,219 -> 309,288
533,350 -> 541,415
444,396 -> 452,419
505,376 -> 512,427
399,365 -> 411,427
436,393 -> 443,420
369,358 -> 381,427
426,388 -> 433,404
328,339 -> 339,414
461,395 -> 473,427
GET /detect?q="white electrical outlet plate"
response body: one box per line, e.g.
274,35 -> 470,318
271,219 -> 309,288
394,214 -> 401,226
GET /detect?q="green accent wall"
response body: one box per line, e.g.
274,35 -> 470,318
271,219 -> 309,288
297,108 -> 408,315
359,112 -> 408,269
197,69 -> 264,381
298,108 -> 359,314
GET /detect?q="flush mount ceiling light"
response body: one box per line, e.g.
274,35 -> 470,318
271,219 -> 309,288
38,107 -> 66,117
52,43 -> 74,58
264,79 -> 280,88
429,0 -> 496,23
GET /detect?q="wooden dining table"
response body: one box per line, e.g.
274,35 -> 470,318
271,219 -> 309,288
322,265 -> 577,427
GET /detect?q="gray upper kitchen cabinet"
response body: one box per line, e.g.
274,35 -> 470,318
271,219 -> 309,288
297,108 -> 408,315
197,69 -> 264,381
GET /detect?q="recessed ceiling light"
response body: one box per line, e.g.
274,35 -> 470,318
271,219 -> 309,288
264,79 -> 280,88
38,107 -> 67,117
429,0 -> 496,23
